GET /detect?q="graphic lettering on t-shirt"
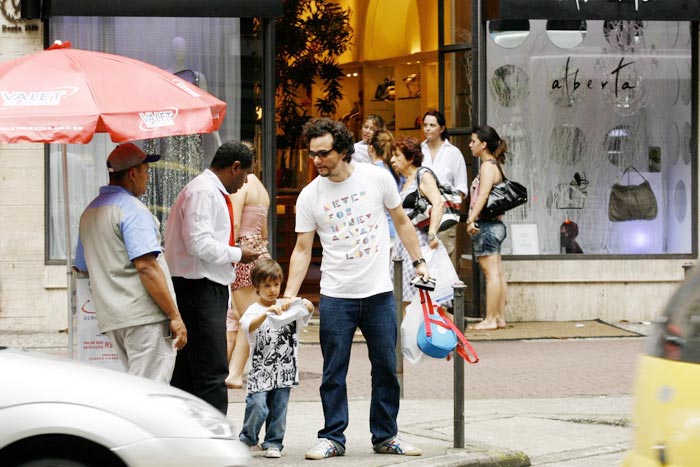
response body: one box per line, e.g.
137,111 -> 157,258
322,190 -> 380,259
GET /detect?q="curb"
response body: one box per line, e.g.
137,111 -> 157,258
396,447 -> 530,467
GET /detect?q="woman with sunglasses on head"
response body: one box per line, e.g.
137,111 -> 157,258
465,125 -> 508,331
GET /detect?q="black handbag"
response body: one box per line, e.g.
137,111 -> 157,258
608,167 -> 658,222
409,167 -> 462,233
374,76 -> 395,101
481,161 -> 528,219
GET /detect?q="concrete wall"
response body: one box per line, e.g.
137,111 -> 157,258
504,259 -> 688,322
0,18 -> 67,333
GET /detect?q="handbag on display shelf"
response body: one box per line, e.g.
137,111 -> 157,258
374,76 -> 395,101
481,160 -> 528,220
402,72 -> 421,97
608,166 -> 658,222
409,167 -> 462,233
416,289 -> 479,363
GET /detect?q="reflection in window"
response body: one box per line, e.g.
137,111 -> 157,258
675,180 -> 687,223
682,122 -> 692,165
497,123 -> 530,164
489,64 -> 529,107
488,20 -> 530,49
668,122 -> 680,166
603,20 -> 644,52
549,125 -> 587,166
604,125 -> 636,167
546,20 -> 587,49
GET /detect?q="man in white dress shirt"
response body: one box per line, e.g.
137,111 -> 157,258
165,140 -> 260,414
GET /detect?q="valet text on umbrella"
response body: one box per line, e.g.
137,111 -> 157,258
1,86 -> 78,106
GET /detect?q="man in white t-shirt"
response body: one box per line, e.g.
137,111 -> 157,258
283,118 -> 429,460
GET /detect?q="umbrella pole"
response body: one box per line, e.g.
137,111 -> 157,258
61,144 -> 75,359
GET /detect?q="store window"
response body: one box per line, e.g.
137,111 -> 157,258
47,16 -> 262,261
486,20 -> 694,256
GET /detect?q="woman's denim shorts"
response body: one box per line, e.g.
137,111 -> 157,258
471,220 -> 507,257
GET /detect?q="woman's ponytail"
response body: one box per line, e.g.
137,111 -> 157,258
494,139 -> 508,164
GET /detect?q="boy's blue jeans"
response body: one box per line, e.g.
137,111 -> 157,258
239,387 -> 291,450
318,291 -> 400,448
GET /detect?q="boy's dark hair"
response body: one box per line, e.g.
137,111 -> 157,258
210,140 -> 254,170
302,117 -> 355,163
250,258 -> 284,288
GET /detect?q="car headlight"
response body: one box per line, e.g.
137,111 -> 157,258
149,394 -> 234,439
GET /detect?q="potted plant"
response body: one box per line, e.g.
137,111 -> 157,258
275,0 -> 354,153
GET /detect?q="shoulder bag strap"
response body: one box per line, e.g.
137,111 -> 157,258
416,166 -> 436,199
485,159 -> 506,183
617,165 -> 647,184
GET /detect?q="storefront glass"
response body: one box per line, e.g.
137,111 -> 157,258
46,16 -> 262,261
442,0 -> 472,46
486,20 -> 694,256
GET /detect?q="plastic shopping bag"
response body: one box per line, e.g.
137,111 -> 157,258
400,293 -> 424,364
422,243 -> 461,303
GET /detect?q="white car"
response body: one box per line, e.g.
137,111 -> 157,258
0,347 -> 250,467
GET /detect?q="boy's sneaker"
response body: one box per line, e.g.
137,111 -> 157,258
304,438 -> 343,460
373,436 -> 422,456
248,444 -> 263,454
264,447 -> 282,458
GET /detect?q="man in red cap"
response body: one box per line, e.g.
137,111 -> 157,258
75,143 -> 187,384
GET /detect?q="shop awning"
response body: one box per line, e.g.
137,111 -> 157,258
24,0 -> 283,18
486,0 -> 700,21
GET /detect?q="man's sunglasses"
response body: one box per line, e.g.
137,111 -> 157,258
308,149 -> 334,159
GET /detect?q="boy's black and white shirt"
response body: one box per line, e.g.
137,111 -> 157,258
239,300 -> 309,394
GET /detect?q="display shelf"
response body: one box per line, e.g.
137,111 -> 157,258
361,54 -> 437,138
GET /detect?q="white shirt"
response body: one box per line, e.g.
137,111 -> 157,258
352,141 -> 372,164
296,163 -> 400,298
421,139 -> 469,196
164,169 -> 242,286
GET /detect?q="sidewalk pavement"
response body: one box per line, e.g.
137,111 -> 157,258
231,396 -> 632,466
225,333 -> 643,466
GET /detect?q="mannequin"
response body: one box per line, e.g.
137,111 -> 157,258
167,37 -> 207,89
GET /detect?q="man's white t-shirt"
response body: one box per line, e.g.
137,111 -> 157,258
296,163 -> 401,298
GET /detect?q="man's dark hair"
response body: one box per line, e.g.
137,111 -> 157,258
108,170 -> 129,184
108,164 -> 142,184
210,141 -> 254,170
302,117 -> 355,163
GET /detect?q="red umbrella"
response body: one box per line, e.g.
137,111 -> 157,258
0,40 -> 226,143
0,41 -> 227,357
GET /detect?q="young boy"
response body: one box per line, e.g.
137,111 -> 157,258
238,258 -> 313,458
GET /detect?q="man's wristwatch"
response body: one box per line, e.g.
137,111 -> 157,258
412,258 -> 426,267
427,233 -> 437,241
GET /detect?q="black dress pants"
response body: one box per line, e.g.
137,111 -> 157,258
170,277 -> 229,414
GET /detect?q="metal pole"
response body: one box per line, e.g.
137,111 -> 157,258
453,283 -> 467,449
61,144 -> 74,358
262,17 -> 277,258
393,257 -> 404,398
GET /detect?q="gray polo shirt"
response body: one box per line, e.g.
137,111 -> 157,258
75,185 -> 175,333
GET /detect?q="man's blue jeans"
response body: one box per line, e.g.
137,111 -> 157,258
318,291 -> 400,448
239,387 -> 291,450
